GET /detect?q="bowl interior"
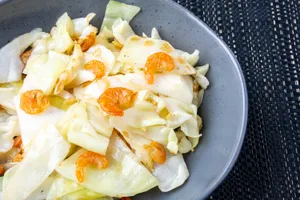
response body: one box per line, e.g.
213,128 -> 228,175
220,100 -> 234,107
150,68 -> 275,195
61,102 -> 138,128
0,0 -> 247,199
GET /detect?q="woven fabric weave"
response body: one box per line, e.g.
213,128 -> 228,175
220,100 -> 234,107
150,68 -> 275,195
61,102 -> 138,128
174,0 -> 300,199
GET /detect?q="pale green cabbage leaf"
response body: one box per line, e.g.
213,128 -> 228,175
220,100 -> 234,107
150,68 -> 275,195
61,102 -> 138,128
2,124 -> 70,200
0,112 -> 19,153
73,13 -> 96,37
46,174 -> 105,200
16,96 -> 65,147
56,133 -> 158,197
112,18 -> 135,44
0,82 -> 22,113
153,153 -> 189,192
193,64 -> 210,89
48,13 -> 74,53
0,29 -> 44,83
118,35 -> 196,75
84,45 -> 116,76
74,73 -> 194,104
151,28 -> 161,39
86,100 -> 113,137
66,102 -> 110,155
23,33 -> 51,74
21,51 -> 70,95
101,0 -> 141,31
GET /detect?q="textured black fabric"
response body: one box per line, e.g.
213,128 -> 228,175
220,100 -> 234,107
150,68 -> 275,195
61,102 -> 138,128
174,0 -> 300,199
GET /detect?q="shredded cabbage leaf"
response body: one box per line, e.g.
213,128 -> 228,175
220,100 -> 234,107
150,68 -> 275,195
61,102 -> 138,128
56,133 -> 158,197
101,0 -> 141,31
0,82 -> 21,113
21,51 -> 70,95
46,174 -> 106,200
73,13 -> 97,37
153,153 -> 189,192
112,18 -> 135,44
118,35 -> 196,75
66,102 -> 110,155
2,124 -> 70,200
0,112 -> 19,153
74,72 -> 194,104
16,96 -> 65,147
0,29 -> 44,83
48,13 -> 74,53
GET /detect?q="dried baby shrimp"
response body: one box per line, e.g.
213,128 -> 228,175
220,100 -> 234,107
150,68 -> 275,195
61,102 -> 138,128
77,32 -> 96,52
20,49 -> 33,66
13,136 -> 22,148
84,60 -> 106,79
144,141 -> 167,164
144,52 -> 175,84
75,151 -> 109,183
20,90 -> 50,114
98,87 -> 136,116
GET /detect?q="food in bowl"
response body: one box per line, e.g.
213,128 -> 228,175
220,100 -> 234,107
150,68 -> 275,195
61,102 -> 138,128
0,0 -> 209,199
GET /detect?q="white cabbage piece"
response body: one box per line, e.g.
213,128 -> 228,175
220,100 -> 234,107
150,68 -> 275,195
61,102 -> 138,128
161,96 -> 201,140
110,101 -> 166,129
16,95 -> 65,147
56,103 -> 78,138
80,25 -> 98,39
151,27 -> 161,39
73,79 -> 107,100
118,35 -> 196,75
48,13 -> 74,53
26,175 -> 55,200
0,82 -> 22,112
176,131 -> 193,154
118,126 -> 178,155
153,153 -> 189,192
68,70 -> 96,89
56,90 -> 74,99
101,0 -> 141,31
58,189 -> 107,200
54,44 -> 84,93
23,33 -> 51,74
181,115 -> 201,138
1,167 -> 55,200
73,13 -> 96,37
74,72 -> 193,104
86,100 -> 113,137
0,29 -> 44,83
161,96 -> 197,129
110,131 -> 155,171
134,90 -> 166,113
193,64 -> 210,89
0,112 -> 19,153
46,174 -> 105,200
21,51 -> 70,95
56,133 -> 158,197
175,49 -> 200,67
95,30 -> 118,53
66,102 -> 110,155
146,127 -> 177,152
142,32 -> 148,38
189,136 -> 200,149
112,18 -> 135,44
195,64 -> 209,76
2,124 -> 70,200
193,88 -> 205,107
84,45 -> 116,76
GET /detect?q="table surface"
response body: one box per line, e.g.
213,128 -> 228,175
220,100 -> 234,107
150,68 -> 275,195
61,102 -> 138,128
174,0 -> 300,199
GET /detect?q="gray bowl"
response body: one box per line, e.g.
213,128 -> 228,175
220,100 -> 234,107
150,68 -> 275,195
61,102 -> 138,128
0,0 -> 248,199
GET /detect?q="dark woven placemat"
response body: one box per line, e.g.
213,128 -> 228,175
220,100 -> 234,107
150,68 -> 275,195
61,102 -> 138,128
174,0 -> 300,199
